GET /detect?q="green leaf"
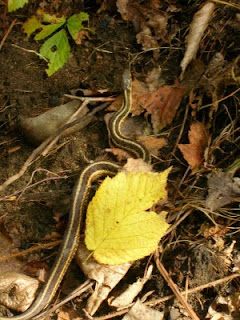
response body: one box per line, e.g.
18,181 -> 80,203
85,169 -> 171,265
8,0 -> 28,12
22,9 -> 66,40
39,30 -> 70,76
35,22 -> 65,41
67,12 -> 90,44
22,15 -> 41,38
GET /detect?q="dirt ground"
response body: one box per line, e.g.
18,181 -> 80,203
0,1 -> 239,319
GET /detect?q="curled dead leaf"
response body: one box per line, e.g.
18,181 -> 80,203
178,122 -> 209,171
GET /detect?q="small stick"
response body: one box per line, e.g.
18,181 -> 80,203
0,19 -> 17,51
155,252 -> 200,320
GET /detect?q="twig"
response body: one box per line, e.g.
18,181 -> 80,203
33,280 -> 93,319
0,19 -> 17,51
0,103 -> 108,193
0,240 -> 61,263
64,94 -> 115,102
146,273 -> 240,307
11,43 -> 48,62
42,99 -> 90,156
155,252 -> 200,320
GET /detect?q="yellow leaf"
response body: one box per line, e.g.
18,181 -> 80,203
22,15 -> 41,38
85,169 -> 171,265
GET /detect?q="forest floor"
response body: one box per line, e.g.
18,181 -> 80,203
0,1 -> 239,319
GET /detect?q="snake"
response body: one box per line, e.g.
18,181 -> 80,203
0,69 -> 150,319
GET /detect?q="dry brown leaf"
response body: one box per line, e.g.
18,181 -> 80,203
180,2 -> 216,78
131,79 -> 149,115
141,83 -> 185,133
178,122 -> 209,171
118,2 -> 169,56
137,136 -> 167,156
116,0 -> 129,20
57,310 -> 71,320
106,147 -> 132,162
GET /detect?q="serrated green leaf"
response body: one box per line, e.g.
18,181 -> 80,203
22,15 -> 41,38
85,169 -> 171,265
67,12 -> 89,43
39,30 -> 70,76
8,0 -> 28,12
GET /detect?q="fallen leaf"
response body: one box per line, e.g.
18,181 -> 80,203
178,122 -> 209,171
0,272 -> 39,312
109,265 -> 153,308
123,158 -> 152,173
180,2 -> 216,78
137,136 -> 167,156
122,300 -> 164,320
85,170 -> 171,264
76,242 -> 131,316
140,83 -> 185,133
206,292 -> 240,320
117,1 -> 169,57
205,170 -> 240,210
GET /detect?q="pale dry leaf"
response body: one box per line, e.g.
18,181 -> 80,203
145,67 -> 162,92
116,0 -> 129,20
205,170 -> 240,210
57,310 -> 70,320
180,2 -> 216,78
19,100 -> 88,145
109,265 -> 153,309
122,300 -> 164,320
0,272 -> 39,312
178,122 -> 209,171
141,83 -> 185,133
137,136 -> 167,156
76,242 -> 131,316
123,158 -> 152,173
206,293 -> 240,320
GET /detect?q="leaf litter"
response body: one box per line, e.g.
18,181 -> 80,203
0,0 -> 240,319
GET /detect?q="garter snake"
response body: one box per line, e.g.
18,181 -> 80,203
0,70 -> 150,319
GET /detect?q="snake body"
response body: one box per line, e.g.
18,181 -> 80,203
0,70 -> 149,319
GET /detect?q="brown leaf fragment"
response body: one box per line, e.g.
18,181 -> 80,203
116,0 -> 129,20
131,79 -> 149,115
118,2 -> 169,57
137,136 -> 167,156
206,292 -> 240,320
178,122 -> 209,171
205,170 -> 240,211
142,83 -> 185,133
